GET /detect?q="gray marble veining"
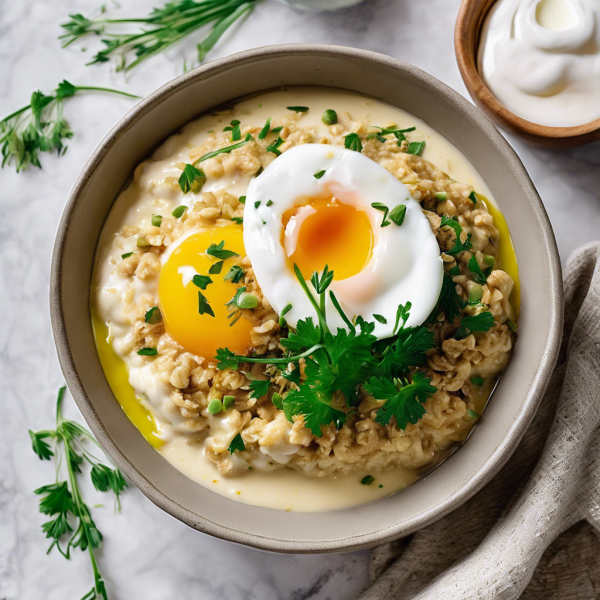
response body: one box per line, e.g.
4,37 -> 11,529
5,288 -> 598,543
1,0 -> 599,599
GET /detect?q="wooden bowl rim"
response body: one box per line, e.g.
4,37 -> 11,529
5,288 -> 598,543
455,0 -> 600,141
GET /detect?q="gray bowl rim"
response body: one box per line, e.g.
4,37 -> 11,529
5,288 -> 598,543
50,43 -> 563,553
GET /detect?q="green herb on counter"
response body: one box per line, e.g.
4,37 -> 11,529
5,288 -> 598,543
60,1 -> 256,72
0,80 -> 138,172
29,387 -> 127,600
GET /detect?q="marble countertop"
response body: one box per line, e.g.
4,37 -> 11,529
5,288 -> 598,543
2,0 -> 599,598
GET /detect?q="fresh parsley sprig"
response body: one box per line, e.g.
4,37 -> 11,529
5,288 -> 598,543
440,215 -> 473,256
216,265 -> 437,436
0,80 -> 138,172
60,1 -> 256,73
30,387 -> 127,600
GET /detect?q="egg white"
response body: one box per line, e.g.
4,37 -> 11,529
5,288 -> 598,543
243,144 -> 444,338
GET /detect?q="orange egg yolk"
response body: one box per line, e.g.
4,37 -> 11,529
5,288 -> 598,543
282,196 -> 374,280
158,224 -> 253,361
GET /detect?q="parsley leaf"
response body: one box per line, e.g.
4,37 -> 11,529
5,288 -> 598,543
281,317 -> 321,352
283,384 -> 347,436
192,274 -> 212,290
430,273 -> 465,324
344,132 -> 363,152
249,379 -> 270,399
223,118 -> 241,141
144,306 -> 162,324
209,261 -> 224,274
198,291 -> 215,317
228,433 -> 245,454
215,347 -> 240,370
468,255 -> 489,285
310,264 -> 334,294
178,163 -> 206,194
365,372 -> 437,428
440,215 -> 473,255
406,141 -> 426,156
206,240 -> 239,260
461,311 -> 495,333
29,431 -> 54,461
314,169 -> 326,179
137,347 -> 157,356
224,264 -> 244,283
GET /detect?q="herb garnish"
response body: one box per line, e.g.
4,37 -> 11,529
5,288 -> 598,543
145,306 -> 162,324
121,252 -> 133,259
371,202 -> 406,227
344,132 -> 363,153
215,265 -> 437,436
172,205 -> 187,218
440,215 -> 473,255
224,265 -> 244,284
178,164 -> 206,194
266,136 -> 285,156
0,80 -> 138,172
406,141 -> 426,156
471,376 -> 485,386
367,125 -> 415,145
198,291 -> 215,317
209,261 -> 224,274
249,379 -> 270,399
279,303 -> 293,327
258,117 -> 271,140
206,240 -> 239,260
231,217 -> 243,225
361,475 -> 375,485
469,191 -> 478,204
196,133 -> 253,163
228,433 -> 245,454
30,387 -> 127,600
60,1 -> 257,72
314,169 -> 326,179
287,106 -> 309,112
137,347 -> 158,356
468,255 -> 490,285
224,119 -> 241,141
192,274 -> 213,290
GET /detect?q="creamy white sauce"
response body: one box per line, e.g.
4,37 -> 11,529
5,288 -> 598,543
93,88 -> 497,511
479,0 -> 600,127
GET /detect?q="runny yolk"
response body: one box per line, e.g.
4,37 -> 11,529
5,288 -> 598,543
282,196 -> 374,281
158,224 -> 253,361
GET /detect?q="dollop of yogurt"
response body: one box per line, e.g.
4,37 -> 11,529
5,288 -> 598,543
478,0 -> 600,127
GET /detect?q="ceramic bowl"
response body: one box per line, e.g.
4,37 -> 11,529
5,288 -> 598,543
50,44 -> 563,553
455,0 -> 600,148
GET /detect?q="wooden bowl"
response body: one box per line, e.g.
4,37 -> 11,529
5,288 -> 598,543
455,0 -> 600,148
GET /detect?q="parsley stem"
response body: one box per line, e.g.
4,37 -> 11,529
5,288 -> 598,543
235,344 -> 323,365
72,86 -> 140,99
329,290 -> 355,331
293,264 -> 329,337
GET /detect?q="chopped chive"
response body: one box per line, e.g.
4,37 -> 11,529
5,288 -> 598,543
239,196 -> 246,204
313,169 -> 326,179
254,201 -> 261,209
258,117 -> 271,140
121,252 -> 133,259
287,106 -> 309,112
266,199 -> 273,207
471,376 -> 485,386
145,306 -> 162,324
279,303 -> 292,327
192,274 -> 212,290
389,204 -> 407,226
407,141 -> 426,156
172,205 -> 187,218
209,261 -> 224,274
469,191 -> 478,204
266,137 -> 284,156
137,347 -> 157,356
373,314 -> 387,324
196,134 -> 253,163
198,291 -> 215,317
222,395 -> 235,410
322,109 -> 338,125
435,191 -> 448,201
151,214 -> 162,227
254,166 -> 264,178
468,409 -> 480,420
272,392 -> 283,410
361,475 -> 375,486
207,399 -> 222,414
271,126 -> 283,134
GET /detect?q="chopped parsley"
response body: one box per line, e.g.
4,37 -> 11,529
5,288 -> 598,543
371,202 -> 406,227
314,169 -> 326,179
344,132 -> 363,153
389,204 -> 406,226
249,379 -> 270,399
440,215 -> 472,255
254,200 -> 261,209
224,265 -> 244,284
197,291 -> 215,317
206,240 -> 239,260
468,255 -> 490,285
239,196 -> 246,204
178,163 -> 206,194
172,205 -> 187,218
471,376 -> 485,386
223,119 -> 241,141
361,475 -> 375,486
373,314 -> 387,324
461,312 -> 495,333
469,191 -> 478,204
228,433 -> 245,454
192,274 -> 212,290
287,106 -> 309,112
121,252 -> 133,259
266,199 -> 273,207
208,261 -> 224,274
406,141 -> 426,156
231,217 -> 243,225
144,306 -> 162,324
137,347 -> 157,356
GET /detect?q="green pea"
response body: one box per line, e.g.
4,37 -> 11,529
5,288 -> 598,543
469,285 -> 483,303
484,254 -> 495,268
322,109 -> 338,125
236,292 -> 259,309
272,392 -> 283,410
223,395 -> 235,410
208,399 -> 223,414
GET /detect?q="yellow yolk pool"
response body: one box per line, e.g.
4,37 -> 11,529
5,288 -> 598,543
282,196 -> 374,281
159,224 -> 254,361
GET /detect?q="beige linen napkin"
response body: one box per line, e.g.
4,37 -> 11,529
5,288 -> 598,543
360,242 -> 600,600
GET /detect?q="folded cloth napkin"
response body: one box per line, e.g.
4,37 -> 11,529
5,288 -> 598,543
360,242 -> 600,600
